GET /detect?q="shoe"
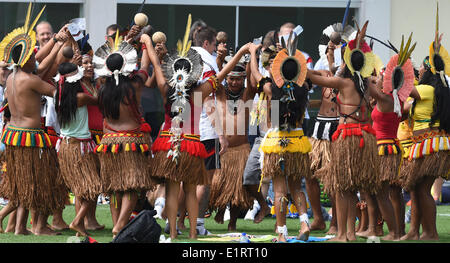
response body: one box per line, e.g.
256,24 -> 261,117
244,209 -> 257,221
164,222 -> 182,235
196,224 -> 212,236
154,205 -> 163,219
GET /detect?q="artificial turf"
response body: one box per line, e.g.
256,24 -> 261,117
1,204 -> 450,243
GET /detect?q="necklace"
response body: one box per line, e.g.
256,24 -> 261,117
82,80 -> 97,97
225,86 -> 244,115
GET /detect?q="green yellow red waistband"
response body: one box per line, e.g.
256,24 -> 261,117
1,125 -> 52,148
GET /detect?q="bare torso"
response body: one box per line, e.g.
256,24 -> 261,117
6,69 -> 55,128
215,88 -> 251,147
103,80 -> 143,133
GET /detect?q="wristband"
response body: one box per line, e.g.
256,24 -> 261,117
207,75 -> 219,92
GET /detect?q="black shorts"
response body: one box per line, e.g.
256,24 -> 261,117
202,139 -> 221,170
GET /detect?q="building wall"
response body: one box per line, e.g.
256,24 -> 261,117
390,0 -> 450,68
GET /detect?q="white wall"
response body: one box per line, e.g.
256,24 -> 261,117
358,0 -> 391,66
84,0 -> 117,50
390,0 -> 450,68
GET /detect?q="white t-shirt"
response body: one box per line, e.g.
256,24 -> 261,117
192,46 -> 220,141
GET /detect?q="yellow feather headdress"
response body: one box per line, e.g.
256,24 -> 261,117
0,2 -> 46,67
429,1 -> 450,85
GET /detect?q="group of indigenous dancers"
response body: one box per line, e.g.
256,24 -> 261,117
0,2 -> 449,242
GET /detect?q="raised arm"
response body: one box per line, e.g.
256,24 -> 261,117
140,33 -> 169,100
248,43 -> 264,83
36,39 -> 65,79
307,68 -> 346,91
196,43 -> 250,102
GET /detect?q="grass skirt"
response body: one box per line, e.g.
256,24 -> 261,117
309,137 -> 331,175
377,139 -> 403,185
209,143 -> 253,210
404,131 -> 450,187
260,128 -> 312,180
319,123 -> 379,194
97,133 -> 156,193
57,138 -> 102,201
2,145 -> 66,214
151,131 -> 208,185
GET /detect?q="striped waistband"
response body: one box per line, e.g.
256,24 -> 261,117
1,125 -> 51,148
159,130 -> 201,141
316,116 -> 340,122
377,139 -> 400,145
102,132 -> 145,138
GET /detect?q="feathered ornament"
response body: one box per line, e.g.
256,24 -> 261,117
383,33 -> 416,117
271,30 -> 307,102
0,2 -> 46,67
53,66 -> 85,84
318,0 -> 356,58
162,14 -> 203,164
429,2 -> 450,87
93,29 -> 138,85
343,20 -> 375,94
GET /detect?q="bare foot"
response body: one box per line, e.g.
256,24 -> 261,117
346,232 -> 356,241
327,235 -> 347,242
356,228 -> 377,238
310,220 -> 326,231
5,225 -> 15,233
326,226 -> 337,235
86,224 -> 105,231
297,222 -> 310,241
277,233 -> 287,243
420,232 -> 439,241
382,232 -> 399,241
34,226 -> 61,236
69,222 -> 89,237
253,206 -> 270,224
15,228 -> 33,235
400,231 -> 419,241
51,222 -> 69,231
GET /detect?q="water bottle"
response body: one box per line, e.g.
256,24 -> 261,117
239,233 -> 251,243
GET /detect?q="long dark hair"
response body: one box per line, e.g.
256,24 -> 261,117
271,82 -> 309,129
98,53 -> 141,122
411,56 -> 450,133
55,63 -> 83,128
430,55 -> 450,133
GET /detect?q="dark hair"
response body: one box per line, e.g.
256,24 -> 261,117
106,53 -> 124,72
411,56 -> 450,133
193,26 -> 217,47
11,45 -> 23,64
271,82 -> 309,129
55,63 -> 83,127
343,64 -> 368,99
189,19 -> 207,41
98,75 -> 141,123
106,24 -> 121,35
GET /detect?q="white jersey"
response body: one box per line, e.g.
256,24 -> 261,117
192,46 -> 219,141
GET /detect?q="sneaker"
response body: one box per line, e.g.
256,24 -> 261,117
196,223 -> 212,236
164,222 -> 182,235
154,205 -> 163,219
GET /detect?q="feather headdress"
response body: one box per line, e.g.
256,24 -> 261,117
161,14 -> 203,164
318,0 -> 356,58
93,30 -> 138,85
429,2 -> 450,87
383,33 -> 416,117
0,2 -> 46,67
271,30 -> 307,102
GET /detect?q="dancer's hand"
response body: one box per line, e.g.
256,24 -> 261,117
218,135 -> 228,155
